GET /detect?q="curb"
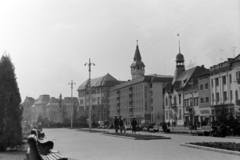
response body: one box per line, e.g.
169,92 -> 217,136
180,143 -> 240,156
102,133 -> 171,140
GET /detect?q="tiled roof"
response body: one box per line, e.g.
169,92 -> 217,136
172,66 -> 208,91
46,97 -> 59,106
164,83 -> 172,92
63,97 -> 78,104
77,73 -> 118,90
34,95 -> 50,105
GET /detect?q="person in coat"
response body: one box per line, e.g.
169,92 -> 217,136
131,118 -> 137,134
114,116 -> 119,133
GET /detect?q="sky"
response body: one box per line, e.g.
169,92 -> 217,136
0,0 -> 239,102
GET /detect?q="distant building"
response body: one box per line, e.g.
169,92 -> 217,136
197,70 -> 211,126
77,73 -> 120,123
21,96 -> 35,124
163,44 -> 208,126
109,43 -> 173,125
31,94 -> 50,122
209,56 -> 240,120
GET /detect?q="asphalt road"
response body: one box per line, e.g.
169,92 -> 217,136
43,128 -> 240,160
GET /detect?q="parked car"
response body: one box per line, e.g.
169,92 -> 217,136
153,125 -> 160,132
126,125 -> 132,130
147,123 -> 155,132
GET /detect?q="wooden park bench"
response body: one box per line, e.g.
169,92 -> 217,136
26,129 -> 68,160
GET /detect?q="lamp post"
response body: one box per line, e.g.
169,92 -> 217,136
68,80 -> 76,128
85,58 -> 95,130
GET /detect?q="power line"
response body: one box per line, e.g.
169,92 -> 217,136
142,0 -> 207,50
142,0 -> 219,51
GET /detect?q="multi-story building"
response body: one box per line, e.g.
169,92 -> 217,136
31,94 -> 79,124
210,58 -> 234,121
197,70 -> 211,126
231,54 -> 240,116
109,44 -> 173,125
21,96 -> 35,124
163,45 -> 208,126
31,94 -> 50,122
77,74 -> 120,123
183,83 -> 199,126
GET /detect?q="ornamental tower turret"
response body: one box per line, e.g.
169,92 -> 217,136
130,41 -> 145,80
173,35 -> 185,83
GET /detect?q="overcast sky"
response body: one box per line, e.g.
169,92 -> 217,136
0,0 -> 239,101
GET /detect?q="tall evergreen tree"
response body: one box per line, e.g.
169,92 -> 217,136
0,54 -> 22,151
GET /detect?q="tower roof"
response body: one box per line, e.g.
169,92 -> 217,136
134,45 -> 142,61
130,44 -> 145,68
176,53 -> 184,62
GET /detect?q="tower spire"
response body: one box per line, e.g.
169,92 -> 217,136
178,33 -> 181,53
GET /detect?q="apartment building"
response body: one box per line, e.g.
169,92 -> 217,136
77,73 -> 120,123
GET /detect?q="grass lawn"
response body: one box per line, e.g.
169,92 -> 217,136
189,142 -> 240,152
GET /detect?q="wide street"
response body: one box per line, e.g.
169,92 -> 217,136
43,128 -> 240,160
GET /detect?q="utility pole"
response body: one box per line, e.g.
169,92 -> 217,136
68,80 -> 76,128
85,59 -> 95,130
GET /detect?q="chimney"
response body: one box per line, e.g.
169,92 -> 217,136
201,65 -> 204,68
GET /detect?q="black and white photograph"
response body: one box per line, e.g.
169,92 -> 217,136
0,0 -> 240,160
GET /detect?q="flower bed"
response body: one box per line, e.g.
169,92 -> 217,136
189,142 -> 240,152
104,132 -> 171,140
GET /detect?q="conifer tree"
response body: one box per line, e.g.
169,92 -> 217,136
0,54 -> 22,151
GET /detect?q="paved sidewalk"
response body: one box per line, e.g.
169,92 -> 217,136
43,128 -> 240,160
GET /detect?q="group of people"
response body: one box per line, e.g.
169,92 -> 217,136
114,116 -> 138,134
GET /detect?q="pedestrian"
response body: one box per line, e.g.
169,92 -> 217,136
114,116 -> 119,133
131,118 -> 137,134
119,116 -> 124,133
123,118 -> 127,133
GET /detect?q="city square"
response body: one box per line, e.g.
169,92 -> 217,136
0,0 -> 240,160
42,128 -> 240,160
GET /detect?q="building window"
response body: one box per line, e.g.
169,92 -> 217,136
205,97 -> 209,103
236,90 -> 238,101
200,85 -> 203,90
205,83 -> 208,89
200,98 -> 204,104
178,109 -> 182,120
165,110 -> 169,120
222,76 -> 226,85
223,91 -> 227,101
230,90 -> 232,100
178,94 -> 181,104
211,79 -> 213,87
165,97 -> 168,106
216,93 -> 219,102
229,74 -> 232,83
236,71 -> 240,83
215,78 -> 219,86
80,100 -> 83,104
212,94 -> 214,103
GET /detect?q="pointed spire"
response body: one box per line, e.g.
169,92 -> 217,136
134,40 -> 142,61
177,34 -> 181,53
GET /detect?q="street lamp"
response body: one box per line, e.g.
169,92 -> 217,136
68,80 -> 76,128
85,58 -> 95,130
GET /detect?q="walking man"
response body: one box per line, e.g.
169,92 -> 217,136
114,116 -> 119,133
131,118 -> 137,134
119,116 -> 124,133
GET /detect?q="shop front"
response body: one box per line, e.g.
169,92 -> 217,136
199,108 -> 211,126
